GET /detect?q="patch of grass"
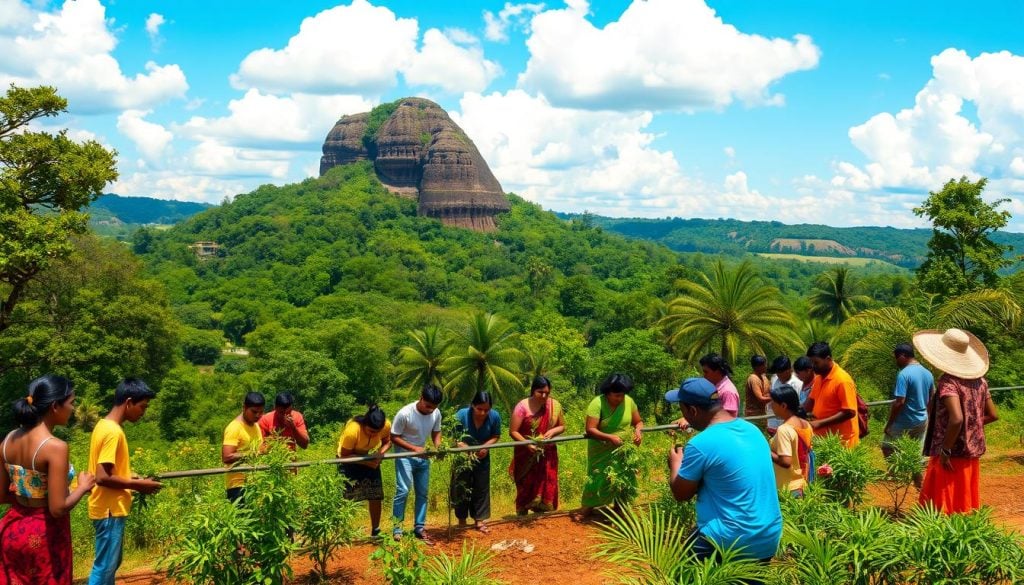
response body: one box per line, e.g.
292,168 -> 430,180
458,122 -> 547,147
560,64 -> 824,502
756,253 -> 899,267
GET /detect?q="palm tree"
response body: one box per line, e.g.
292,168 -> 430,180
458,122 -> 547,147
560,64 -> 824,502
658,260 -> 802,365
809,267 -> 872,325
394,325 -> 451,397
836,288 -> 1021,391
442,312 -> 525,409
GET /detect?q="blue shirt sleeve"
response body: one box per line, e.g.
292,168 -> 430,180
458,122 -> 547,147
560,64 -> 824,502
893,370 -> 908,399
678,441 -> 707,482
488,410 -> 502,438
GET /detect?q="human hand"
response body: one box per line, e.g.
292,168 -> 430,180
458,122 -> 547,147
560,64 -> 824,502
476,449 -> 488,459
77,472 -> 96,492
283,413 -> 296,429
674,418 -> 690,431
542,429 -> 558,440
608,435 -> 624,447
632,429 -> 643,446
667,445 -> 684,470
940,451 -> 953,471
136,479 -> 163,495
527,444 -> 540,454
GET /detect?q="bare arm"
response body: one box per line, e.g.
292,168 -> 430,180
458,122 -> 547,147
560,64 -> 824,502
431,430 -> 442,450
631,407 -> 644,445
95,462 -> 161,495
667,446 -> 700,501
44,441 -> 95,518
884,397 -> 906,432
810,409 -> 854,430
221,444 -> 245,464
749,378 -> 771,404
983,397 -> 998,425
390,434 -> 423,453
544,410 -> 566,439
508,410 -> 527,441
0,442 -> 12,506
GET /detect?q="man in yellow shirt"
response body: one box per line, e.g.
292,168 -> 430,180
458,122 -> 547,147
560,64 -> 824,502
88,379 -> 163,585
222,392 -> 265,503
804,342 -> 860,448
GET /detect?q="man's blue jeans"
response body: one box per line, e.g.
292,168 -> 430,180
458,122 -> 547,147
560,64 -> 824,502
88,516 -> 126,585
393,456 -> 430,535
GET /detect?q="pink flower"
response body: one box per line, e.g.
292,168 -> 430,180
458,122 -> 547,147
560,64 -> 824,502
817,463 -> 833,477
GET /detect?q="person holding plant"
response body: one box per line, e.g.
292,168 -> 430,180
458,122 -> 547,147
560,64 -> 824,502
337,404 -> 391,538
87,378 -> 163,585
768,384 -> 813,497
390,384 -> 443,543
451,391 -> 501,533
914,328 -> 999,514
509,376 -> 566,515
666,377 -> 781,564
0,375 -> 96,585
578,373 -> 643,519
221,392 -> 265,505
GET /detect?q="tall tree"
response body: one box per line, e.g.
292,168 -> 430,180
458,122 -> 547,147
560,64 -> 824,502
0,85 -> 118,333
442,312 -> 524,410
394,325 -> 451,396
658,260 -> 801,365
808,267 -> 871,325
914,176 -> 1011,297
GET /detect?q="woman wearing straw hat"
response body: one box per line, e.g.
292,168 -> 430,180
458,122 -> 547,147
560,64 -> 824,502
913,328 -> 999,514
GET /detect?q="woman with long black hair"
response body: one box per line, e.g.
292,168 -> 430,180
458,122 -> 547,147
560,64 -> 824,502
451,391 -> 501,532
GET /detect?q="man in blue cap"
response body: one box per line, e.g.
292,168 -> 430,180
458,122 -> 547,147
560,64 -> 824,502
665,377 -> 782,567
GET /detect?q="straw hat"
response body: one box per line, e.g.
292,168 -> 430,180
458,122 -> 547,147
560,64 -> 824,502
912,328 -> 989,379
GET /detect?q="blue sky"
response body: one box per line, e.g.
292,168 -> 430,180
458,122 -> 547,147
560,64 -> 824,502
3,0 -> 1024,228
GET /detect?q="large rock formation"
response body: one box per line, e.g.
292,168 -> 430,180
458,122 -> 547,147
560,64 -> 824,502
320,98 -> 510,232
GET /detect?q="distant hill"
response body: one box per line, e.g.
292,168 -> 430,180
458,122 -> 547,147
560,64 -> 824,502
87,194 -> 213,239
559,214 -> 1024,269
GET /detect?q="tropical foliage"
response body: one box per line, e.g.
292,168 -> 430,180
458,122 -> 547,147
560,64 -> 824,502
808,267 -> 871,325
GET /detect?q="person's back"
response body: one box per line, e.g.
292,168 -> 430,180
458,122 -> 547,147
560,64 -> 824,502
680,418 -> 782,559
893,363 -> 933,429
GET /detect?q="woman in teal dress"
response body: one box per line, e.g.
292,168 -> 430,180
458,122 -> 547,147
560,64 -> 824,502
578,373 -> 643,518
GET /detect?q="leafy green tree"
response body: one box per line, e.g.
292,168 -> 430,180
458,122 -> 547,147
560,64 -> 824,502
311,318 -> 392,404
257,349 -> 353,427
658,260 -> 801,365
181,327 -> 225,365
442,312 -> 524,409
589,328 -> 679,414
0,85 -> 118,333
394,325 -> 451,396
914,176 -> 1012,297
809,267 -> 871,325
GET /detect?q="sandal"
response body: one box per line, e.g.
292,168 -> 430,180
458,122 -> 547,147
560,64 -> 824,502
414,529 -> 435,545
476,523 -> 491,533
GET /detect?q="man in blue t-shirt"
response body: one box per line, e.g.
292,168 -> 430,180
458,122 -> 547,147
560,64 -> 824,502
665,377 -> 782,564
882,343 -> 935,485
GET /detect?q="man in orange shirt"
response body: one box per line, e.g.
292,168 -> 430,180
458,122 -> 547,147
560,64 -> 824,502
803,342 -> 859,447
258,392 -> 309,451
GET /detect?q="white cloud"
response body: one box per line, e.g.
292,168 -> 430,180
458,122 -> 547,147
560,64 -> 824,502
231,0 -> 500,96
0,0 -> 188,114
145,13 -> 165,49
443,27 -> 479,45
111,170 -> 248,203
518,0 -> 819,111
483,2 -> 545,42
724,146 -> 735,159
117,110 -> 173,162
232,0 -> 418,95
404,29 -> 501,93
836,48 -> 1024,197
178,89 -> 374,149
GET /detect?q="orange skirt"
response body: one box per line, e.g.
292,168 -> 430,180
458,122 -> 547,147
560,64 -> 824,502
918,456 -> 980,514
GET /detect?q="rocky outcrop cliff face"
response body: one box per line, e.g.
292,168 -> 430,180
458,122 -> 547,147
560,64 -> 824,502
320,98 -> 510,232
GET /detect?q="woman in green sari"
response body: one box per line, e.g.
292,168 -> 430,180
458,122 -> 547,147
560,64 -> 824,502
578,373 -> 643,518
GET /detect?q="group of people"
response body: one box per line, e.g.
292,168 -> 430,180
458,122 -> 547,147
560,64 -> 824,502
0,327 -> 1002,583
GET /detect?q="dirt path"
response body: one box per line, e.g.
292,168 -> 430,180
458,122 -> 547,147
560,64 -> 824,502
111,455 -> 1024,584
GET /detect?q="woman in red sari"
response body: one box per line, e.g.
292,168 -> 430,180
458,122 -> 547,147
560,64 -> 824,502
0,375 -> 95,585
914,329 -> 998,514
508,376 -> 566,514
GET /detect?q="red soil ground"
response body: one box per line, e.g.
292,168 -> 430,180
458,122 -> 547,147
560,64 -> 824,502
109,452 -> 1024,585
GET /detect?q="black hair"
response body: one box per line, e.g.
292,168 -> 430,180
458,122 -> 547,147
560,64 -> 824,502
750,355 -> 767,367
421,383 -> 443,405
244,392 -> 266,408
355,404 -> 386,431
698,353 -> 733,376
13,375 -> 74,428
894,343 -> 915,358
769,383 -> 808,419
769,356 -> 791,375
470,391 -> 493,407
793,356 -> 813,372
806,342 -> 832,359
274,392 -> 294,408
598,373 -> 633,395
530,375 -> 551,392
113,378 -> 156,406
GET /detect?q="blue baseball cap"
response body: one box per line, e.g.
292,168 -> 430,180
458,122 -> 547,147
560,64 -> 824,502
665,377 -> 720,406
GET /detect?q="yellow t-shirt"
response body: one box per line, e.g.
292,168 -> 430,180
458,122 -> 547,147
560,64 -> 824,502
87,418 -> 132,519
770,423 -> 807,492
223,418 -> 263,489
337,419 -> 391,460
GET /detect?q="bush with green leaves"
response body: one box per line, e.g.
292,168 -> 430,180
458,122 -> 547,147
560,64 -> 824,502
881,434 -> 926,515
812,434 -> 883,507
370,531 -> 428,585
294,463 -> 361,581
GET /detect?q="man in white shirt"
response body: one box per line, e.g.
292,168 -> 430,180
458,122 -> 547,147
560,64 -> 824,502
390,384 -> 443,543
